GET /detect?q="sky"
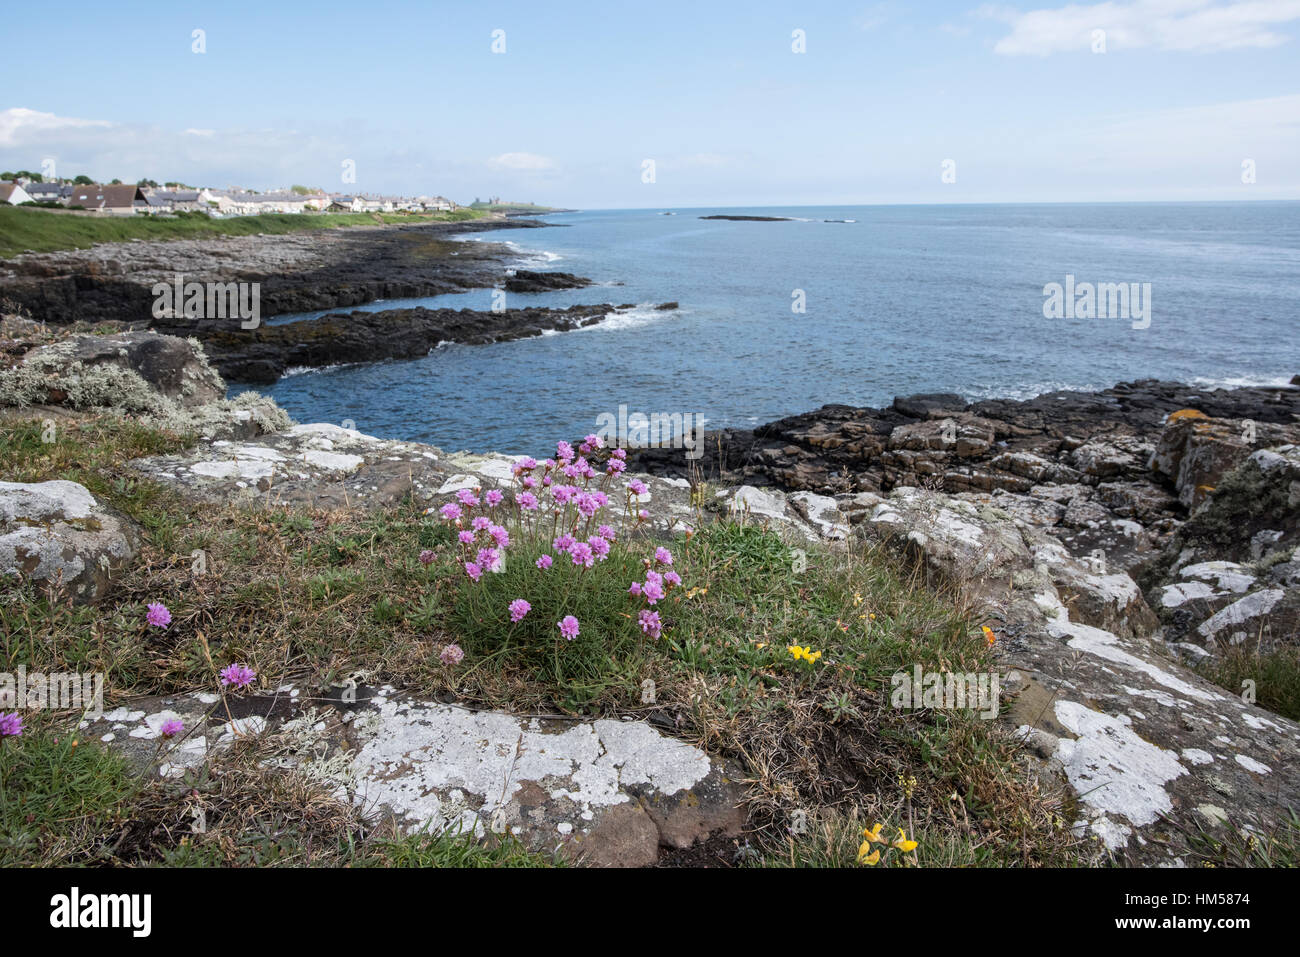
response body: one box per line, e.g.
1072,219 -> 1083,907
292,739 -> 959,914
1,0 -> 1298,208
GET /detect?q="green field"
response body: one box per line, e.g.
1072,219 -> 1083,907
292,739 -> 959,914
0,206 -> 487,258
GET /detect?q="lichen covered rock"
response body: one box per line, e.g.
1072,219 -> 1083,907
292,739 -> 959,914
0,479 -> 138,602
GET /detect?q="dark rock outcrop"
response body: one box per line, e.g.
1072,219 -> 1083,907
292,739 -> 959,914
629,379 -> 1300,576
202,302 -> 674,384
503,269 -> 592,293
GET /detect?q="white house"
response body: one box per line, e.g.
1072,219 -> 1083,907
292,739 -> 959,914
0,182 -> 35,205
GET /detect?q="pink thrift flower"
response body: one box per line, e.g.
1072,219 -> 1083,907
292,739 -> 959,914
629,479 -> 649,496
219,663 -> 256,689
643,581 -> 665,605
439,503 -> 462,521
597,524 -> 616,540
645,569 -> 663,587
570,542 -> 594,568
465,562 -> 483,582
584,433 -> 605,450
0,712 -> 23,737
558,615 -> 580,640
456,488 -> 480,508
665,570 -> 682,587
440,643 -> 464,666
145,602 -> 171,628
161,719 -> 184,738
556,441 -> 574,462
419,549 -> 435,565
588,536 -> 610,559
607,459 -> 626,474
612,448 -> 627,460
579,442 -> 592,455
655,547 -> 673,566
489,525 -> 510,548
553,534 -> 575,553
485,489 -> 504,507
638,609 -> 663,639
638,509 -> 650,521
517,492 -> 539,510
628,582 -> 643,597
472,516 -> 491,531
536,554 -> 553,569
509,599 -> 531,623
458,530 -> 475,545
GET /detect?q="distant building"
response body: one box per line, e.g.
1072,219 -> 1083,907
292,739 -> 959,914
67,184 -> 143,214
140,188 -> 204,214
23,182 -> 73,204
0,182 -> 35,205
198,189 -> 322,215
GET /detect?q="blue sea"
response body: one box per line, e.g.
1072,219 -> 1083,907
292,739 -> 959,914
236,203 -> 1300,453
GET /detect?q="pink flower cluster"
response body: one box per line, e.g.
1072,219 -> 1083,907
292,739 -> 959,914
429,438 -> 686,655
0,712 -> 23,738
219,663 -> 257,689
627,547 -> 680,639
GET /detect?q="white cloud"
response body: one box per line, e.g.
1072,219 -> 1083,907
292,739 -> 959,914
487,151 -> 556,171
983,0 -> 1300,55
0,107 -> 109,147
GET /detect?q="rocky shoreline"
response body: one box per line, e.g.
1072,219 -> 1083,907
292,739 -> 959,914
0,217 -> 624,386
0,217 -> 565,325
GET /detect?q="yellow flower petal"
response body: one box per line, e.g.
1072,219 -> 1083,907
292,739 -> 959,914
857,844 -> 880,865
861,822 -> 885,843
893,828 -> 918,852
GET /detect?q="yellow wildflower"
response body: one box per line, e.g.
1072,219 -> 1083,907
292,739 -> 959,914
893,828 -> 918,853
857,844 -> 881,865
806,649 -> 822,663
861,822 -> 885,844
982,625 -> 996,646
853,592 -> 863,606
787,645 -> 806,661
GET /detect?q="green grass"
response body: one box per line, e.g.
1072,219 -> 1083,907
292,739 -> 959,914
1197,645 -> 1300,722
0,718 -> 138,866
0,206 -> 487,257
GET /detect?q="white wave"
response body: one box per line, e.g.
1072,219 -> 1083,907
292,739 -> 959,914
580,303 -> 679,333
961,381 -> 1111,402
282,363 -> 349,377
1190,374 -> 1296,390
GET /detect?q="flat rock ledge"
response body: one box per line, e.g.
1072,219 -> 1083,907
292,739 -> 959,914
80,685 -> 747,867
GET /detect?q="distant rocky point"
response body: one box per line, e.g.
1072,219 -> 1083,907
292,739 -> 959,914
698,215 -> 793,221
